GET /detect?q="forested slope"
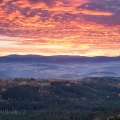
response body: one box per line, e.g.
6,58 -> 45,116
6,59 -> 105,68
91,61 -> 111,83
0,77 -> 120,120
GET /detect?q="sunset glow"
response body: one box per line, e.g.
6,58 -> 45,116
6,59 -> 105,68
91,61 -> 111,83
0,0 -> 120,56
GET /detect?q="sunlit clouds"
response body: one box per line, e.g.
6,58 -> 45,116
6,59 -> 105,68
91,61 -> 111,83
0,0 -> 120,56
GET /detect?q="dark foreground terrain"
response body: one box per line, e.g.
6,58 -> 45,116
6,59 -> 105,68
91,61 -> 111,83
0,77 -> 120,120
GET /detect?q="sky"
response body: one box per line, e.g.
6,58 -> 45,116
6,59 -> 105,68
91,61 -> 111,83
0,0 -> 120,57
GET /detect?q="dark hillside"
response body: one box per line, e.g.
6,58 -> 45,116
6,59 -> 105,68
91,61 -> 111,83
0,77 -> 120,120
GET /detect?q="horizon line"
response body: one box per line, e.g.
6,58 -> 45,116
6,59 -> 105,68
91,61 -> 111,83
0,54 -> 120,58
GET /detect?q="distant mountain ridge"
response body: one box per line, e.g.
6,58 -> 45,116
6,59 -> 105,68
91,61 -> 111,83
1,54 -> 120,58
0,54 -> 120,79
0,54 -> 120,63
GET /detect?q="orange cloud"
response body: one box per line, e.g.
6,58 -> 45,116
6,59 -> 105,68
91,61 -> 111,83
80,10 -> 113,16
9,0 -> 113,16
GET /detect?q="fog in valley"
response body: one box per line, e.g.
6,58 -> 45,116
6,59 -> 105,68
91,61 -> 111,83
0,56 -> 120,79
